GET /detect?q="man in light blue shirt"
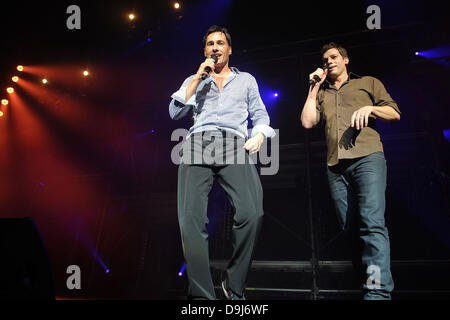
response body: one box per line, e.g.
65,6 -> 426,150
169,25 -> 275,300
169,65 -> 275,142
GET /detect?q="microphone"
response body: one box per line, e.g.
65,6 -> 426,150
309,64 -> 329,87
201,55 -> 218,80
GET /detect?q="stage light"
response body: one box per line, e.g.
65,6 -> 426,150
415,52 -> 420,56
128,13 -> 135,20
17,65 -> 24,71
42,78 -> 48,84
7,87 -> 14,94
1,99 -> 8,106
105,269 -> 110,274
274,92 -> 279,97
83,70 -> 89,77
178,262 -> 186,277
0,111 -> 3,117
12,76 -> 19,82
174,2 -> 181,9
444,129 -> 450,142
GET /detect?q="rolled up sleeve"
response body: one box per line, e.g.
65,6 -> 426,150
372,77 -> 401,115
169,76 -> 196,120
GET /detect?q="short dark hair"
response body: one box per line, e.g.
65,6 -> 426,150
203,25 -> 232,47
321,42 -> 349,59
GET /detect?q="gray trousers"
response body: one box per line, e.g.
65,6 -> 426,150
177,131 -> 264,299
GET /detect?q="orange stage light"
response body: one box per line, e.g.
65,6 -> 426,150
12,76 -> 19,82
0,111 -> 3,117
1,99 -> 8,106
42,79 -> 48,84
174,2 -> 181,9
83,70 -> 89,77
7,87 -> 14,94
17,65 -> 24,71
128,13 -> 135,20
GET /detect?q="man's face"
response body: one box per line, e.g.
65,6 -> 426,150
204,32 -> 232,66
322,48 -> 349,79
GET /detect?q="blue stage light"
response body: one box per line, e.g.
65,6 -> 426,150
444,129 -> 450,142
416,44 -> 450,59
178,262 -> 186,276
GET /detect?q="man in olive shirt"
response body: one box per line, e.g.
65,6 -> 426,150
301,42 -> 401,300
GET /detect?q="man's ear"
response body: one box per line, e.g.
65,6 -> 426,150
344,57 -> 349,66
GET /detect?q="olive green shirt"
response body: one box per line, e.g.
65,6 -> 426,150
316,73 -> 401,166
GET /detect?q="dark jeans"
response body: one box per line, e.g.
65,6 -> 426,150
177,131 -> 263,299
327,152 -> 394,300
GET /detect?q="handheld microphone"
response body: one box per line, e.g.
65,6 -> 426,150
201,55 -> 218,80
309,64 -> 329,87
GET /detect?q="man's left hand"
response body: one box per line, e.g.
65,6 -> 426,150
351,106 -> 374,130
244,132 -> 265,154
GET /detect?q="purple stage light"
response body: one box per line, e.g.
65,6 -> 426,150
417,44 -> 450,59
444,129 -> 450,142
136,129 -> 156,138
178,262 -> 186,277
81,235 -> 109,274
274,92 -> 279,97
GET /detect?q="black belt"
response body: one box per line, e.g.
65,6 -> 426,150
194,130 -> 244,139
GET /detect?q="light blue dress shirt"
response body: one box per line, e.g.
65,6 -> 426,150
169,67 -> 276,139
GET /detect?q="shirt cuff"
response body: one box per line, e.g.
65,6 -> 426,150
251,124 -> 276,139
171,87 -> 196,107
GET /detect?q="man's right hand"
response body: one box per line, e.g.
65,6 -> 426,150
309,67 -> 328,89
301,68 -> 327,129
195,58 -> 217,80
186,58 -> 217,101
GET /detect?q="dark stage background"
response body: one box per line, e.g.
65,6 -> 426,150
0,0 -> 449,300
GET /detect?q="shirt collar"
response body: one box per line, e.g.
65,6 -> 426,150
323,72 -> 362,88
349,72 -> 362,79
230,67 -> 240,74
206,67 -> 239,81
205,67 -> 239,86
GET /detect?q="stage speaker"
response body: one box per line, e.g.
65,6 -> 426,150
0,218 -> 54,299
